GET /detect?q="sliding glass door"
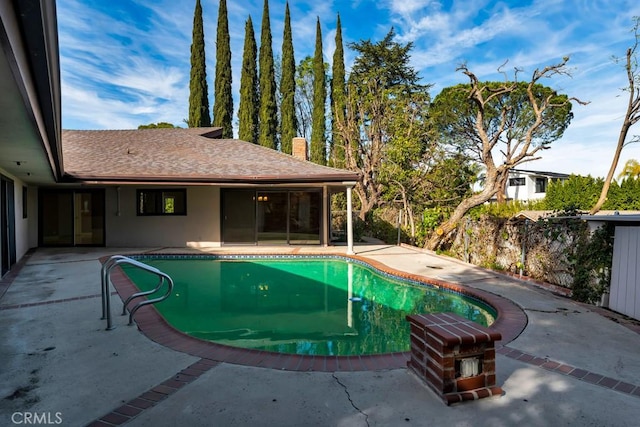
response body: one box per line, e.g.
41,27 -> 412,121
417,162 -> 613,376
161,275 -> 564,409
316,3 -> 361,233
39,189 -> 105,246
74,192 -> 105,245
222,189 -> 321,245
1,175 -> 16,276
221,190 -> 256,243
257,191 -> 288,244
289,191 -> 320,244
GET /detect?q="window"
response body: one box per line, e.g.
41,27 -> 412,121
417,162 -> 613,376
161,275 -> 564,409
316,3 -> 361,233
535,178 -> 547,193
137,189 -> 186,215
509,177 -> 525,186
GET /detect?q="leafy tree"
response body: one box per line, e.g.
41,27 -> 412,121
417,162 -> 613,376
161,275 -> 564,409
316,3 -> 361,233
618,159 -> 640,179
335,29 -> 430,220
608,177 -> 640,209
238,16 -> 259,144
279,3 -> 296,154
377,89 -> 433,238
295,56 -> 314,140
311,18 -> 326,164
187,0 -> 211,128
258,0 -> 278,149
212,0 -> 233,138
426,59 -> 582,249
379,90 -> 479,243
591,17 -> 640,214
544,175 -> 603,211
330,14 -> 346,168
545,174 -> 640,211
138,122 -> 178,129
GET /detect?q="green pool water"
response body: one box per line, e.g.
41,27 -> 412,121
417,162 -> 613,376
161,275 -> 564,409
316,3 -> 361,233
122,257 -> 496,356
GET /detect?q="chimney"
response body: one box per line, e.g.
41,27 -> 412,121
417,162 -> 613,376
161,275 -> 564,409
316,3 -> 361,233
292,137 -> 308,161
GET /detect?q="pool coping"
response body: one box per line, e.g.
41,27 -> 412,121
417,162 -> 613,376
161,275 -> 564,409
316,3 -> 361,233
103,252 -> 528,372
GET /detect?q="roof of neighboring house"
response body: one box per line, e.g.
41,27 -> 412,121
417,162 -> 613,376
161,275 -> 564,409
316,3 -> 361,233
510,169 -> 570,179
580,212 -> 640,222
514,210 -> 640,221
61,128 -> 359,185
513,210 -> 555,221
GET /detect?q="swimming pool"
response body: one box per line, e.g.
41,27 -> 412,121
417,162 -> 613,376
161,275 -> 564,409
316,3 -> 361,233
121,255 -> 496,356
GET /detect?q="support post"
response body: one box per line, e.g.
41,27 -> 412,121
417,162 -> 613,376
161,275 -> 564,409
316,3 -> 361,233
346,186 -> 354,255
322,186 -> 329,247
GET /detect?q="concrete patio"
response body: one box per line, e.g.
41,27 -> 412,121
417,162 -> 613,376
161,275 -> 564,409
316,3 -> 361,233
1,245 -> 639,426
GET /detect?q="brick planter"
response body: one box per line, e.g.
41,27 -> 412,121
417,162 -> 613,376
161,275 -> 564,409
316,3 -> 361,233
406,312 -> 503,405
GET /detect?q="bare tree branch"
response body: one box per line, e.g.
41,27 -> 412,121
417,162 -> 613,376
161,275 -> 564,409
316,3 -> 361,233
591,17 -> 640,214
427,58 -> 583,249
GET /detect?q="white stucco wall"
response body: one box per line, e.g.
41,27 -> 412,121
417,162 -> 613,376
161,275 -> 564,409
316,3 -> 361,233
0,168 -> 33,267
105,186 -> 221,248
505,173 -> 548,202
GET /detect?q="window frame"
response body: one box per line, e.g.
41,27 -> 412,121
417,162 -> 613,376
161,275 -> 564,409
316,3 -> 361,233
535,177 -> 548,194
508,177 -> 526,186
136,189 -> 187,216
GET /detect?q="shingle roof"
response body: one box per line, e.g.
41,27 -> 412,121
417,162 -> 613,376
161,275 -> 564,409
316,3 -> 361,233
61,128 -> 359,184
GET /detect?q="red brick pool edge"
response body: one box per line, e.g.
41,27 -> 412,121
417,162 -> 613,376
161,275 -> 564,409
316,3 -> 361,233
103,253 -> 528,372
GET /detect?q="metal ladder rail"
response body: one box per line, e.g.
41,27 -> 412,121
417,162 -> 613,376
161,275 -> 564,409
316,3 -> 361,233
101,255 -> 173,330
122,270 -> 174,326
101,255 -> 131,321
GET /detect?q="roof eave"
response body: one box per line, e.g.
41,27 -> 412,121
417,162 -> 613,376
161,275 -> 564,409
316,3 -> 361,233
61,173 -> 361,186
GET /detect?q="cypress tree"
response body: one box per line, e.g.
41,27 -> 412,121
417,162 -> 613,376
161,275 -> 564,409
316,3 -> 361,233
213,0 -> 233,138
188,0 -> 211,127
238,16 -> 259,144
310,18 -> 326,164
280,2 -> 296,154
258,0 -> 278,149
330,14 -> 346,168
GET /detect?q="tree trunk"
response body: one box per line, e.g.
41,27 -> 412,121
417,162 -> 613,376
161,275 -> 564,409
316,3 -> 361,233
426,185 -> 499,250
590,122 -> 630,214
495,173 -> 509,203
354,183 -> 376,221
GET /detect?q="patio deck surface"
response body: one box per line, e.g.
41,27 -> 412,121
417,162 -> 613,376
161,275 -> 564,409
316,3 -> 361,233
1,244 -> 639,426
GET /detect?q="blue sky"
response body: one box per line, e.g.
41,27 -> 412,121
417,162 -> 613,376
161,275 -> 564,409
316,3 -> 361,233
57,0 -> 640,178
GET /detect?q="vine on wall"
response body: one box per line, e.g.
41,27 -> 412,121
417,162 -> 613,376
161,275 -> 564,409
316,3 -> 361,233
569,223 -> 614,303
447,215 -> 615,303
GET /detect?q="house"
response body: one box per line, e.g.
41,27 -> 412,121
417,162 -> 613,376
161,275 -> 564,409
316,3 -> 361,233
56,130 -> 359,249
0,2 -> 358,278
504,169 -> 569,202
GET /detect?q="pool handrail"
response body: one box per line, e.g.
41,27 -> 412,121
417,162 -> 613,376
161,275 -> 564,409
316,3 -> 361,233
122,272 -> 174,326
101,255 -> 173,330
101,255 -> 130,321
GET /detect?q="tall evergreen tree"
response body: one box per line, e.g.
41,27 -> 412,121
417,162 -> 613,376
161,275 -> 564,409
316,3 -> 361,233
213,0 -> 233,138
258,0 -> 278,149
279,2 -> 296,154
188,0 -> 211,127
238,16 -> 259,144
330,14 -> 346,168
310,18 -> 326,164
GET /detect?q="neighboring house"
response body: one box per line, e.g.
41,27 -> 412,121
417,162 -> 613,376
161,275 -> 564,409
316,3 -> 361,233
0,2 -> 358,278
504,169 -> 569,202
